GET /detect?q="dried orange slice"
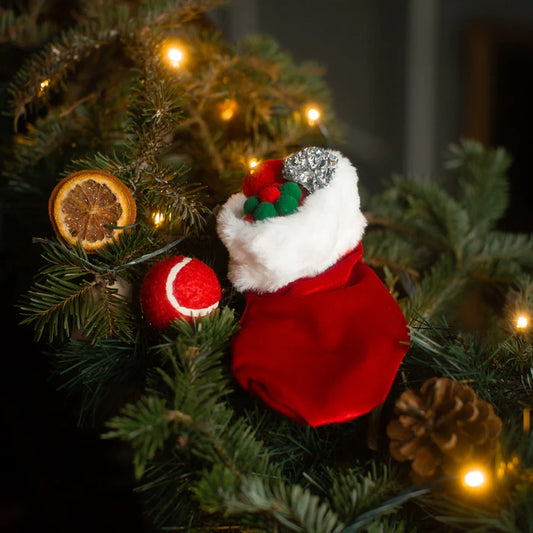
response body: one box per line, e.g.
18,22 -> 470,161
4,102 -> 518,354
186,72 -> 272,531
48,170 -> 136,252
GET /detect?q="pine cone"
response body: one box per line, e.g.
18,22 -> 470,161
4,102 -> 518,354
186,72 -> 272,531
386,377 -> 503,482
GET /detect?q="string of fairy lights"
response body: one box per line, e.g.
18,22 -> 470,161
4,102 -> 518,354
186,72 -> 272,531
516,315 -> 528,330
459,314 -> 533,492
150,44 -> 323,228
37,42 -> 324,229
35,41 -> 533,499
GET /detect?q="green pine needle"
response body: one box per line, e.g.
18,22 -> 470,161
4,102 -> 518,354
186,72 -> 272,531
104,395 -> 172,479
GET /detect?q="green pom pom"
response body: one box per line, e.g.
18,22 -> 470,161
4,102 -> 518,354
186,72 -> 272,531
279,182 -> 302,200
254,202 -> 277,220
244,196 -> 260,215
275,194 -> 299,216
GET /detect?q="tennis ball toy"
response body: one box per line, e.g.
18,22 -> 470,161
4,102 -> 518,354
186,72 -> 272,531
140,256 -> 221,330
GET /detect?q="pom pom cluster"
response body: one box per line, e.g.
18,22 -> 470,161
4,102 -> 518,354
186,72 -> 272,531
241,159 -> 305,221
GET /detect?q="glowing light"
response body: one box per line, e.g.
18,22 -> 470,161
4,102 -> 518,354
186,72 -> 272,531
249,158 -> 259,169
153,212 -> 165,226
220,99 -> 238,121
39,79 -> 50,94
516,315 -> 528,329
307,107 -> 320,124
463,469 -> 486,488
497,456 -> 521,479
166,46 -> 184,67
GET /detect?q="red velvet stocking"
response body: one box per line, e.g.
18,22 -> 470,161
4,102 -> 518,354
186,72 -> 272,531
231,245 -> 410,426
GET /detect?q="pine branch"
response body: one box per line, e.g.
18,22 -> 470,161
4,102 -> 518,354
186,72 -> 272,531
122,69 -> 185,175
135,454 -> 201,527
365,141 -> 526,325
35,238 -> 101,273
152,309 -> 239,413
405,253 -> 467,322
92,225 -> 161,269
18,238 -> 141,343
7,0 -> 224,127
82,283 -> 135,341
138,164 -> 211,233
162,305 -> 240,354
341,484 -> 431,533
389,177 -> 470,261
19,275 -> 97,343
474,232 -> 533,271
8,21 -> 126,127
325,464 -> 401,525
0,4 -> 57,46
252,416 -> 345,481
447,139 -> 511,231
417,489 -> 524,532
135,0 -> 227,29
362,229 -> 425,277
53,337 -> 146,424
7,101 -> 95,173
406,324 -> 501,400
105,396 -> 172,478
195,472 -> 345,533
103,309 -> 239,477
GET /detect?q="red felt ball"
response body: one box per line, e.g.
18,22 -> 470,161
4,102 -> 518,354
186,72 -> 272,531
242,159 -> 284,197
140,256 -> 221,330
259,186 -> 281,204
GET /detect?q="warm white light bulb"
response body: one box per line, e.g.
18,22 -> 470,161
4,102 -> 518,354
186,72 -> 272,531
307,107 -> 320,122
153,212 -> 164,226
516,315 -> 528,329
39,79 -> 50,94
464,469 -> 485,488
220,99 -> 238,121
167,47 -> 183,67
249,158 -> 259,169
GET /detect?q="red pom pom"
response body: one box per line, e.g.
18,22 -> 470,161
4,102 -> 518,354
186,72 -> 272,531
242,159 -> 284,197
140,256 -> 221,330
259,186 -> 281,204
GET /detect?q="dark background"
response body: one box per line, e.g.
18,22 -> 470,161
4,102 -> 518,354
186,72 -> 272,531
2,1 -> 533,531
0,3 -> 153,529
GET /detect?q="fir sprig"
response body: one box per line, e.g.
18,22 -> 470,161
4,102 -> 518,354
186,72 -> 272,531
53,337 -> 146,423
19,274 -> 98,343
0,4 -> 57,46
18,239 -> 138,343
104,395 -> 172,478
364,140 -> 533,322
325,464 -> 401,525
104,309 -> 239,477
195,473 -> 345,533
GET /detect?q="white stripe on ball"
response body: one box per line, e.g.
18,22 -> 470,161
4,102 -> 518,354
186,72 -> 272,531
165,257 -> 218,318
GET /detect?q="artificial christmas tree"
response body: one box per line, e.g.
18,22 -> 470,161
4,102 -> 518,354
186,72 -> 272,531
2,1 -> 533,532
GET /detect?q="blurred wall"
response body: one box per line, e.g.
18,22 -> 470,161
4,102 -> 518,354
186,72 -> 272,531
217,0 -> 533,212
218,0 -> 408,190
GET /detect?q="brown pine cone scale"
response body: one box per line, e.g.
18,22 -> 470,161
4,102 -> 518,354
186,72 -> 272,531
387,377 -> 503,482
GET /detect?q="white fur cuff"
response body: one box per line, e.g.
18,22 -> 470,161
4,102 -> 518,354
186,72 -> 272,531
216,150 -> 367,294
